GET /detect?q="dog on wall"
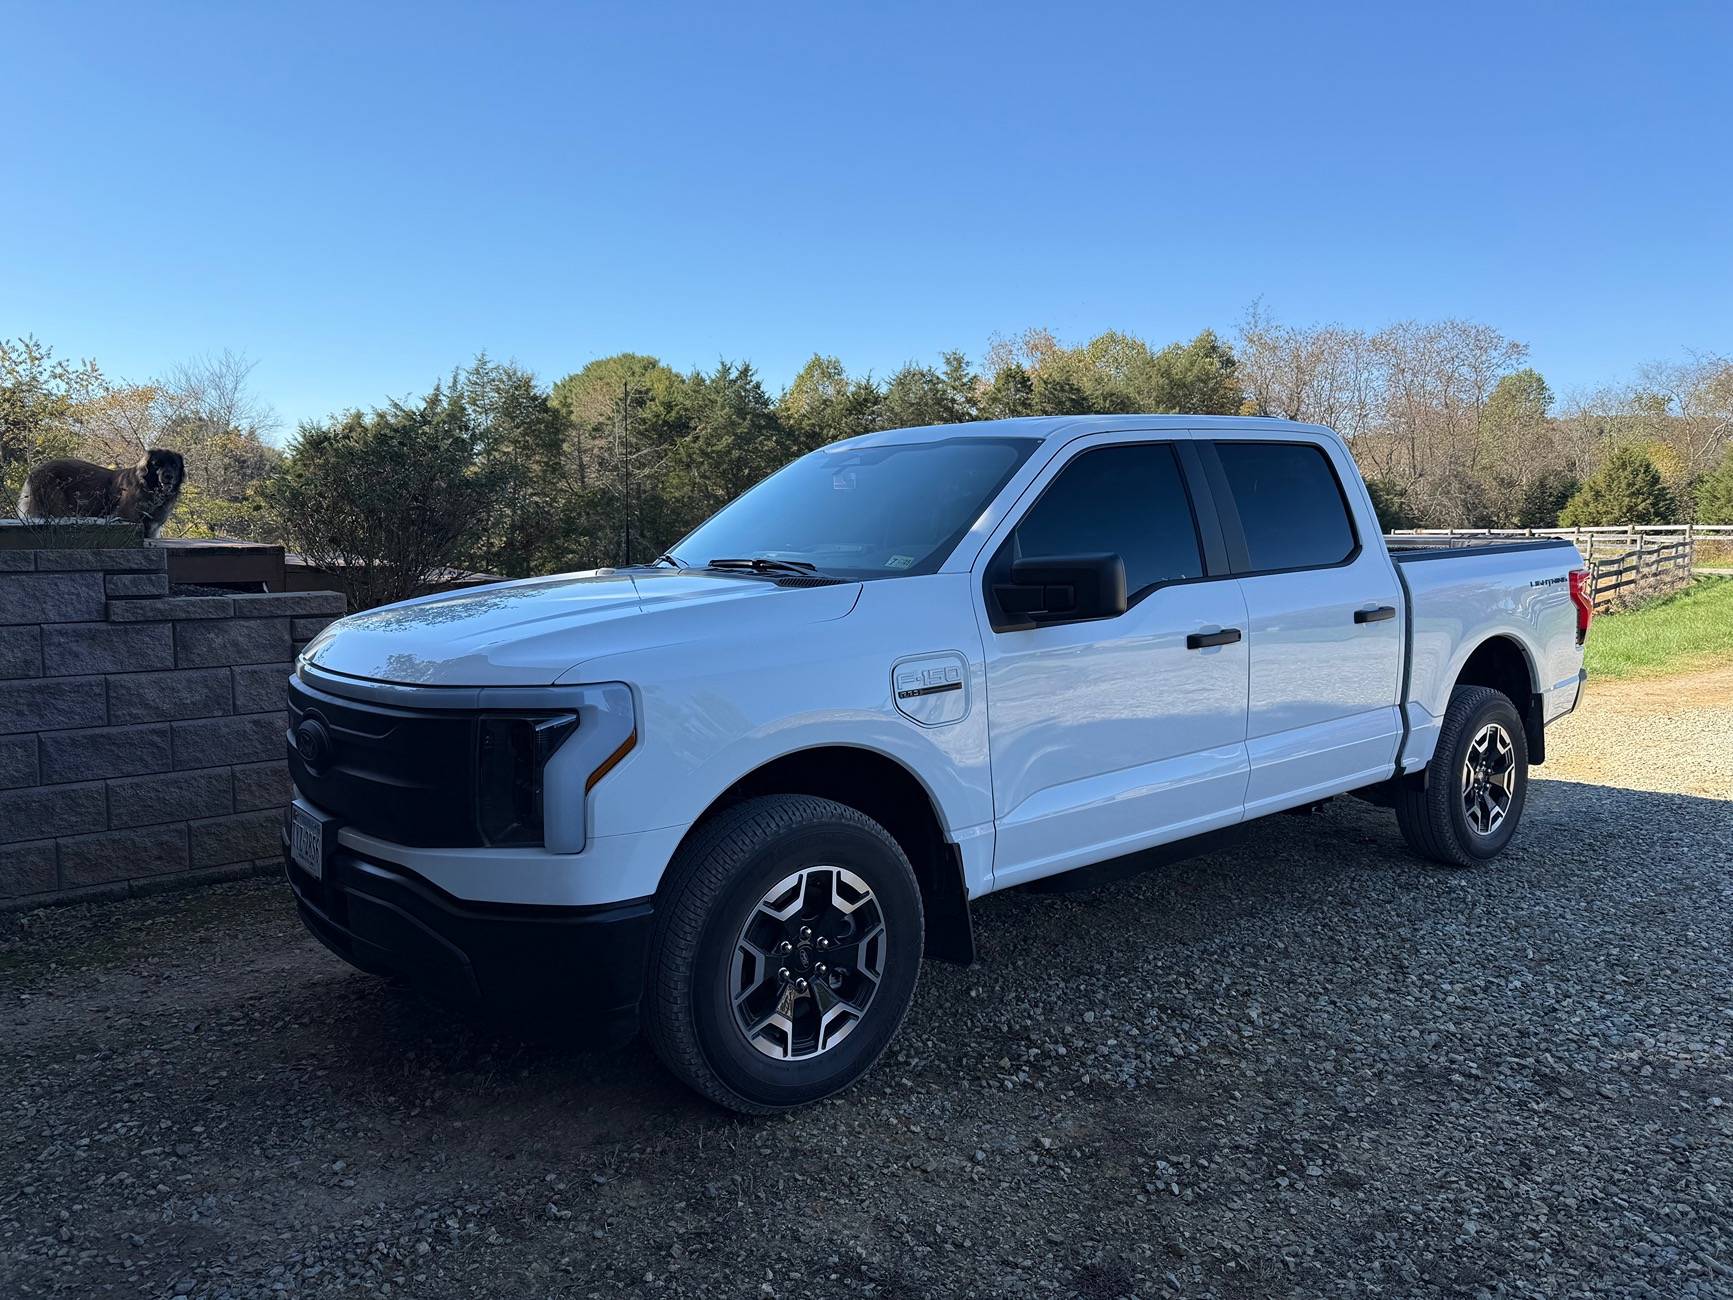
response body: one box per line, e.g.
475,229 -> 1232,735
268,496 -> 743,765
16,449 -> 187,538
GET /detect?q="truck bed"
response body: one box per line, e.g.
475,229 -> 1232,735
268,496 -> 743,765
1386,535 -> 1584,777
1384,535 -> 1578,562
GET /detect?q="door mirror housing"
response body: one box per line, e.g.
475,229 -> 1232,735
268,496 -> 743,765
993,553 -> 1128,630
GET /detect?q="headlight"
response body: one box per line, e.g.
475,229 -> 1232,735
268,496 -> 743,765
475,714 -> 579,847
472,682 -> 636,853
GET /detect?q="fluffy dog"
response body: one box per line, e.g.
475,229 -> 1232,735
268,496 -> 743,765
17,449 -> 186,537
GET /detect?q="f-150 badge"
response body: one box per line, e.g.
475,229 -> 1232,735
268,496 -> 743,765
893,653 -> 969,727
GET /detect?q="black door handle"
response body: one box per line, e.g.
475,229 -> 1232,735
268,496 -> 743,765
1354,605 -> 1397,624
1186,628 -> 1243,649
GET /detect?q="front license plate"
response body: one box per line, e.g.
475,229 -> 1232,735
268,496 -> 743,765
290,802 -> 329,880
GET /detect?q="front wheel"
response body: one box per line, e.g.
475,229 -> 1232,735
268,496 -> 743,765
1395,685 -> 1530,866
644,795 -> 924,1113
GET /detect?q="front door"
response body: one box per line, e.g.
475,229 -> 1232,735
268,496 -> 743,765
977,437 -> 1251,890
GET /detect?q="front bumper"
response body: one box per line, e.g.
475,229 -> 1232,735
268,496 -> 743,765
285,836 -> 654,1043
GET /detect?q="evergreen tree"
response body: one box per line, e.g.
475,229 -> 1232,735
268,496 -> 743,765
1695,446 -> 1733,523
548,353 -> 688,568
460,356 -> 566,577
877,353 -> 977,430
1144,330 -> 1245,414
1032,371 -> 1091,415
1557,445 -> 1675,526
979,364 -> 1035,419
664,361 -> 794,531
1364,478 -> 1416,531
779,355 -> 881,451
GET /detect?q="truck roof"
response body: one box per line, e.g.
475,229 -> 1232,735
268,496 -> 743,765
828,413 -> 1346,451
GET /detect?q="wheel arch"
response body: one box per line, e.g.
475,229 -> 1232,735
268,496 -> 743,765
1452,633 -> 1547,764
661,744 -> 975,964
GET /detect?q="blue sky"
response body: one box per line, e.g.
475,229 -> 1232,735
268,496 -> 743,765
3,1 -> 1729,435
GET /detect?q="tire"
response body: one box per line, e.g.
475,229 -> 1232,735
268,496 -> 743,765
644,795 -> 924,1114
1395,685 -> 1530,867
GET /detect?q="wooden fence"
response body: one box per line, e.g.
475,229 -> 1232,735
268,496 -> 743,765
1388,523 -> 1733,549
1388,525 -> 1723,612
1579,534 -> 1696,611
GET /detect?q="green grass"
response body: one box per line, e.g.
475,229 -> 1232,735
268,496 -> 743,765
1585,576 -> 1733,680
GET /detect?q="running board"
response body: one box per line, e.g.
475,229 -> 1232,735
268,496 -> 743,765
1018,826 -> 1250,895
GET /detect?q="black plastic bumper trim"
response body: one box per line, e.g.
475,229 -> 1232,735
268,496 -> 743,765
285,837 -> 653,1042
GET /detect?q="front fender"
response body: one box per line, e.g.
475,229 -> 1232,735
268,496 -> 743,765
576,573 -> 996,851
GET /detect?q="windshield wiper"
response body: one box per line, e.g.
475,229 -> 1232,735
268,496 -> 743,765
652,553 -> 686,569
706,557 -> 819,576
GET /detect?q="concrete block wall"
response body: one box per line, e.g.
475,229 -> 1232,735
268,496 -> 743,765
0,546 -> 344,909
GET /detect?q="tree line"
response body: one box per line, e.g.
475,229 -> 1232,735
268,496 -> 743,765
5,310 -> 1731,607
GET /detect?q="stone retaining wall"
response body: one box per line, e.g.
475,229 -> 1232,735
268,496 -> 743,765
0,546 -> 343,909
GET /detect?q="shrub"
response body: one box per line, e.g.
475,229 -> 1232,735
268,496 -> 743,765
262,390 -> 493,610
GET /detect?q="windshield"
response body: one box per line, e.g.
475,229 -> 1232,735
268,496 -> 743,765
668,437 -> 1039,579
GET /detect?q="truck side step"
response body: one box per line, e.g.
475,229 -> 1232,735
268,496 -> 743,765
1019,826 -> 1249,895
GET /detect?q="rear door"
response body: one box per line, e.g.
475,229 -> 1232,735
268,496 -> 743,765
1199,433 -> 1404,815
975,434 -> 1250,889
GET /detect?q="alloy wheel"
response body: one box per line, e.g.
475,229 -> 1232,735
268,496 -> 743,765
1460,721 -> 1517,835
730,866 -> 887,1061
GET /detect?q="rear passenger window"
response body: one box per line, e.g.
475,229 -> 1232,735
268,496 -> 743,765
1012,444 -> 1203,599
1216,441 -> 1357,571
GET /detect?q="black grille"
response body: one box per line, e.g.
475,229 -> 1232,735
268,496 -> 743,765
288,676 -> 488,847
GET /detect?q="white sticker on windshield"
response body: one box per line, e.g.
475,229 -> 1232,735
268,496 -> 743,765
832,469 -> 856,491
886,554 -> 915,569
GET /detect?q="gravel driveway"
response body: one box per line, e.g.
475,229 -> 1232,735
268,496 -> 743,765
2,668 -> 1729,1300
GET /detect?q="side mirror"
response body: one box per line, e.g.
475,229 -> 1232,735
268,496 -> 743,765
993,553 -> 1128,630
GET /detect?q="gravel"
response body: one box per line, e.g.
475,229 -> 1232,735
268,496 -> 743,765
1543,663 -> 1733,801
2,670 -> 1729,1299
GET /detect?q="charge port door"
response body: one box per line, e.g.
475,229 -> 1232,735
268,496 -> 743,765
893,652 -> 969,727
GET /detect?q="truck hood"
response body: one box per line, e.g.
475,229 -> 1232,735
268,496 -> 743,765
299,569 -> 862,687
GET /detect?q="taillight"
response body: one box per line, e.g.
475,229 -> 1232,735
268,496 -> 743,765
1568,569 -> 1593,646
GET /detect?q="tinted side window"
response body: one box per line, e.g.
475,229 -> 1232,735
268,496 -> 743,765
1216,441 -> 1356,571
1013,444 -> 1203,599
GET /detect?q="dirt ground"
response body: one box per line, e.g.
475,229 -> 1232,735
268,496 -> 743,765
1543,662 -> 1733,798
1,667 -> 1729,1299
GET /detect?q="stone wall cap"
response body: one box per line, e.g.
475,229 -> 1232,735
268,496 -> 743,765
32,547 -> 166,572
228,591 -> 346,616
108,596 -> 235,621
0,520 -> 142,554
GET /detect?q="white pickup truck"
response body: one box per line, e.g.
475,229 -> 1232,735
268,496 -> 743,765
284,415 -> 1592,1112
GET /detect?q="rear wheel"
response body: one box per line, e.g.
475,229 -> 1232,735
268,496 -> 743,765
645,795 -> 924,1113
1395,685 -> 1530,866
